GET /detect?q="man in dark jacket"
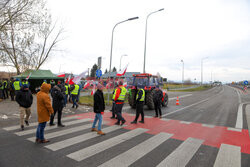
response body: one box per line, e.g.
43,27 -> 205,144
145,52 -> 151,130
9,78 -> 15,101
16,84 -> 33,130
91,84 -> 105,135
153,87 -> 163,118
49,84 -> 65,127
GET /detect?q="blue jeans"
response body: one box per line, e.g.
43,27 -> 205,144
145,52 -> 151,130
72,95 -> 78,108
36,122 -> 47,140
92,113 -> 103,131
64,94 -> 68,106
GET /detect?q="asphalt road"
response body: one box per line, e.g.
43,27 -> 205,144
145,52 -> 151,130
0,85 -> 250,167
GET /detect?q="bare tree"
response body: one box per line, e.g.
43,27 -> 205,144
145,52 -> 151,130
0,0 -> 64,74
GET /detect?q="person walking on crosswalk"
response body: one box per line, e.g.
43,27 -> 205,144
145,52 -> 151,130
114,80 -> 127,126
91,84 -> 105,135
15,84 -> 33,130
153,87 -> 163,118
36,83 -> 54,143
131,86 -> 145,124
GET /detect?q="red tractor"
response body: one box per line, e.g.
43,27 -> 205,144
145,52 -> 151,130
127,73 -> 168,109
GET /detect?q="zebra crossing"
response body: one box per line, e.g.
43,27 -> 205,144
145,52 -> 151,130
2,116 -> 244,167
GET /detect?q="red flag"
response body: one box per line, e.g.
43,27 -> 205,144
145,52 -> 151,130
69,78 -> 74,85
26,72 -> 32,80
57,73 -> 65,77
83,81 -> 90,89
72,70 -> 87,84
116,64 -> 128,76
91,84 -> 96,96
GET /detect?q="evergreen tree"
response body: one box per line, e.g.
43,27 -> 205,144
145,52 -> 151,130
112,67 -> 117,72
90,64 -> 98,77
104,69 -> 108,74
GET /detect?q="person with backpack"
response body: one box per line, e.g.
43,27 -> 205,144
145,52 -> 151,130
153,87 -> 163,118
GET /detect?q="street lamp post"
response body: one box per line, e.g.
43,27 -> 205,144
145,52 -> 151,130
107,17 -> 139,104
181,60 -> 184,87
119,54 -> 128,71
201,57 -> 208,85
143,8 -> 164,73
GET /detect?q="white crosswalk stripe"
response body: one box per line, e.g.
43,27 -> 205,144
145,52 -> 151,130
66,128 -> 148,162
45,125 -> 123,151
27,123 -> 92,142
214,144 -> 241,167
99,132 -> 173,167
14,118 -> 92,136
157,137 -> 204,167
3,116 -> 80,131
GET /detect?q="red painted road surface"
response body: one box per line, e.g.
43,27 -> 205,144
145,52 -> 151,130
69,112 -> 250,154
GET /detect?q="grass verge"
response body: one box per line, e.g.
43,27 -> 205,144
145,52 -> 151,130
169,85 -> 213,92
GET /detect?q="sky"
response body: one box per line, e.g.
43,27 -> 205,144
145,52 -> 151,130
3,0 -> 250,83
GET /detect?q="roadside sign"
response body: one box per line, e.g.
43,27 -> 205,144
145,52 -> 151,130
96,69 -> 102,78
244,80 -> 248,85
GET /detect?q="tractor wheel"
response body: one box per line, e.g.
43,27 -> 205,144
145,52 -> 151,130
162,93 -> 168,107
146,91 -> 154,110
128,90 -> 136,109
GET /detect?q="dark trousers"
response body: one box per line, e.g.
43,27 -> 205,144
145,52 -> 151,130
111,102 -> 116,118
10,90 -> 15,101
134,102 -> 144,122
154,101 -> 162,116
3,89 -> 8,98
50,107 -> 63,125
115,103 -> 125,123
72,95 -> 78,108
0,89 -> 3,99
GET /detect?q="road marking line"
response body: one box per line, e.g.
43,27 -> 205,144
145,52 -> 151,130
169,94 -> 192,101
157,137 -> 204,167
45,125 -> 123,151
235,103 -> 243,129
214,144 -> 241,167
202,124 -> 215,128
245,105 -> 250,137
27,123 -> 92,142
99,132 -> 173,167
227,127 -> 242,132
144,116 -> 153,118
162,87 -> 224,117
161,118 -> 170,122
3,116 -> 80,131
66,128 -> 148,162
14,118 -> 92,136
180,121 -> 191,124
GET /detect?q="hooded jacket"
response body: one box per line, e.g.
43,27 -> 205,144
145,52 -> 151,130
37,83 -> 54,123
51,85 -> 64,110
16,88 -> 33,108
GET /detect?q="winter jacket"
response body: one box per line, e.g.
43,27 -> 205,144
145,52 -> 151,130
153,89 -> 163,103
51,85 -> 64,110
16,88 -> 33,108
93,89 -> 105,113
37,83 -> 54,123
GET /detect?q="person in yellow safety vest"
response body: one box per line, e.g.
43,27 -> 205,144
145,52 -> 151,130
64,83 -> 69,107
13,78 -> 22,96
69,83 -> 79,109
110,83 -> 118,119
131,86 -> 145,124
114,80 -> 127,126
21,79 -> 29,88
2,79 -> 9,99
0,79 -> 4,99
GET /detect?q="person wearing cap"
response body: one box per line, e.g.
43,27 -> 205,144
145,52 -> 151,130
15,84 -> 33,130
114,80 -> 127,126
91,84 -> 105,135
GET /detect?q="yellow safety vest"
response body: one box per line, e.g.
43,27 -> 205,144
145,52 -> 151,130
112,90 -> 116,100
115,86 -> 127,102
22,81 -> 28,85
65,85 -> 68,95
0,82 -> 3,90
136,89 -> 145,101
13,81 -> 21,91
71,85 -> 79,95
3,81 -> 8,89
